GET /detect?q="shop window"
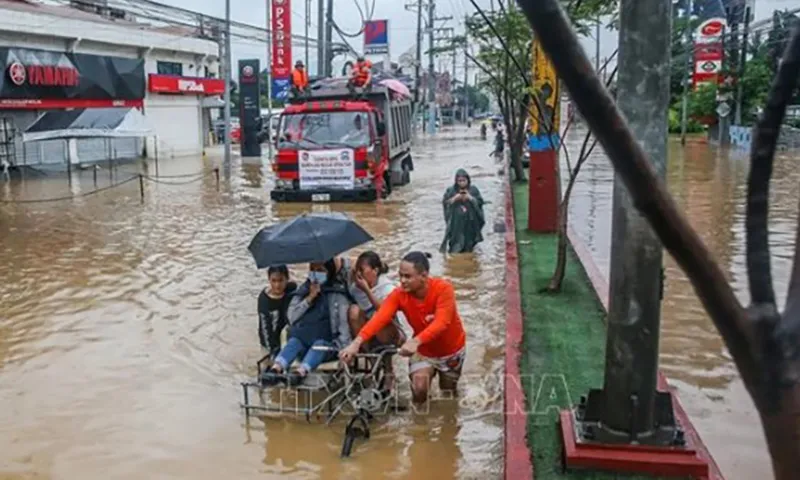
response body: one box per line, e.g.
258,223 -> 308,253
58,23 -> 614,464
157,61 -> 183,76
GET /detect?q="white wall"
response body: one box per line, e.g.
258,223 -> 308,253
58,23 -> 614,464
144,95 -> 202,158
0,6 -> 217,58
0,5 -> 221,161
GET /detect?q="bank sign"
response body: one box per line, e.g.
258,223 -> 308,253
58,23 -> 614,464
364,20 -> 389,55
0,47 -> 145,109
270,0 -> 292,100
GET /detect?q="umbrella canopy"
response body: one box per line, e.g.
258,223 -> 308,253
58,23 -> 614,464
248,212 -> 374,268
379,79 -> 411,99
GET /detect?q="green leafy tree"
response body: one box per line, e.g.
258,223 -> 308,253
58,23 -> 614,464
465,1 -> 617,182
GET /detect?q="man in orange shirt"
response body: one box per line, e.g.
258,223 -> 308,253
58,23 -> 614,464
347,56 -> 373,93
290,60 -> 309,97
339,251 -> 467,403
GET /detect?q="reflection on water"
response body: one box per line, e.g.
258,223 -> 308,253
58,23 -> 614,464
0,128 -> 504,479
564,129 -> 796,479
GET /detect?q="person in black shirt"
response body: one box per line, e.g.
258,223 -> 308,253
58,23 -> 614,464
257,265 -> 297,356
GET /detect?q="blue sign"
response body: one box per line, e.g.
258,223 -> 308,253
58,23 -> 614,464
272,78 -> 290,100
364,20 -> 389,55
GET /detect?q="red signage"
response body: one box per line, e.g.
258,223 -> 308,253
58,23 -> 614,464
148,74 -> 225,95
700,20 -> 724,37
0,98 -> 143,109
7,62 -> 80,87
693,41 -> 723,89
271,0 -> 292,79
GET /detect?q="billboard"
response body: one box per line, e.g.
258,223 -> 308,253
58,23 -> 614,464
0,47 -> 144,110
270,0 -> 292,80
238,59 -> 262,157
364,20 -> 389,55
529,39 -> 560,138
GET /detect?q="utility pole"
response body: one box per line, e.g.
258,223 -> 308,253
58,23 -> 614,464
595,16 -> 601,72
427,1 -> 436,135
680,0 -> 694,145
223,0 -> 232,174
735,6 -> 751,125
414,0 -> 423,105
325,0 -> 333,76
266,0 -> 274,159
317,0 -> 324,76
463,24 -> 469,123
305,0 -> 310,71
426,13 -> 453,136
575,0 -> 681,448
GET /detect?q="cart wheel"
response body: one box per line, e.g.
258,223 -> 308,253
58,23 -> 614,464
341,433 -> 356,458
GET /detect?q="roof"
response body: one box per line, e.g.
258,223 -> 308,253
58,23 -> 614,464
23,107 -> 153,141
0,0 -> 218,57
0,0 -> 138,26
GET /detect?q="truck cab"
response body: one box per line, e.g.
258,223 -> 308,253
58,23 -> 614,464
270,83 -> 413,202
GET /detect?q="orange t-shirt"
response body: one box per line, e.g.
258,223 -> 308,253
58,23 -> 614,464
357,277 -> 466,358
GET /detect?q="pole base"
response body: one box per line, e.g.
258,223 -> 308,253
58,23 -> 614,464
559,408 -> 709,478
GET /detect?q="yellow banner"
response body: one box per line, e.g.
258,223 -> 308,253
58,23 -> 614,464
529,39 -> 560,136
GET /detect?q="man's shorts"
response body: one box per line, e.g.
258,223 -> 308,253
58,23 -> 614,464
409,347 -> 466,380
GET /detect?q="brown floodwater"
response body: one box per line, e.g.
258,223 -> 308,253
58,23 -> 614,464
564,128 -> 797,479
0,128 -> 506,479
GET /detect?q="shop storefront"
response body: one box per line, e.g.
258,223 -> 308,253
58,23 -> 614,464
0,46 -> 146,166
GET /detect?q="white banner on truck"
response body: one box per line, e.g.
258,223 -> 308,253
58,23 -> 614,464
298,149 -> 355,189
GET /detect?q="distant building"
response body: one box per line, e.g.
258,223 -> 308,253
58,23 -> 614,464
0,0 -> 223,167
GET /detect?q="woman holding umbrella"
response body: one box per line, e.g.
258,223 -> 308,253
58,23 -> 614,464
261,257 -> 352,386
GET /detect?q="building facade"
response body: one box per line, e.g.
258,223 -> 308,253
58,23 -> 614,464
0,0 -> 222,167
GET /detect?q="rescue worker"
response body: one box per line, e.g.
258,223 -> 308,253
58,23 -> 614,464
291,60 -> 309,97
348,56 -> 373,94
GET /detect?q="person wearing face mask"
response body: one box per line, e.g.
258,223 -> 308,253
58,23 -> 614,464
260,258 -> 353,387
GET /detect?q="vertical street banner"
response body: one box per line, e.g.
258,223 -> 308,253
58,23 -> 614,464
270,0 -> 292,100
692,18 -> 726,89
239,59 -> 262,157
528,39 -> 560,152
364,20 -> 389,55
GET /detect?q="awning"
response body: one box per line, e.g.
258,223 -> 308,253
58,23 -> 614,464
23,107 -> 153,142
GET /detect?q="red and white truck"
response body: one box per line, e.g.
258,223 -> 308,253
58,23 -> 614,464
270,82 -> 414,202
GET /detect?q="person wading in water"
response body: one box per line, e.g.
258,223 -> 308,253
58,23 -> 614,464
339,252 -> 467,404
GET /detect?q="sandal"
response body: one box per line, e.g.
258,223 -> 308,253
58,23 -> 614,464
260,367 -> 285,387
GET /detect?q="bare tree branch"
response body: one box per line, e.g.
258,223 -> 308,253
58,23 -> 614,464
514,0 -> 753,380
748,26 -> 800,308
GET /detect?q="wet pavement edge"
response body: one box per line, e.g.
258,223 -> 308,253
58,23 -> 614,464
566,227 -> 726,480
504,179 -> 535,480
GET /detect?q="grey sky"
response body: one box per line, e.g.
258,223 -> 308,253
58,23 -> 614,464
161,0 -> 796,77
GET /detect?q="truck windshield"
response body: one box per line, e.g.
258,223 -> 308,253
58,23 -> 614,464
278,111 -> 371,149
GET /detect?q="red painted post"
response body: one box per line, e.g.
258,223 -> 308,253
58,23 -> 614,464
527,148 -> 559,232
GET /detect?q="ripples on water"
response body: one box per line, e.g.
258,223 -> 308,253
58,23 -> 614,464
0,129 -> 505,479
564,128 -> 798,479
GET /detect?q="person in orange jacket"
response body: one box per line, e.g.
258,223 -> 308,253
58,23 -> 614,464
348,56 -> 373,93
291,60 -> 309,97
339,251 -> 467,404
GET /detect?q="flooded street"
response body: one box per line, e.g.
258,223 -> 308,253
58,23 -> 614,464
0,127 -> 505,479
564,128 -> 796,479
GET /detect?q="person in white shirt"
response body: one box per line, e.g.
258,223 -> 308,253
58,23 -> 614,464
347,250 -> 408,347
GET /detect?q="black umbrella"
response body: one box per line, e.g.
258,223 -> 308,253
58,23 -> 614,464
248,212 -> 374,268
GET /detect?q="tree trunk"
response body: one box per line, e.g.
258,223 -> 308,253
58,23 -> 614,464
517,2 -> 800,477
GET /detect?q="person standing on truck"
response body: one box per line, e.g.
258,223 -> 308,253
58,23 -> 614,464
291,60 -> 309,97
348,56 -> 373,93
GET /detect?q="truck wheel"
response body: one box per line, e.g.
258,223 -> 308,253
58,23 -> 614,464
401,164 -> 411,185
382,171 -> 392,198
